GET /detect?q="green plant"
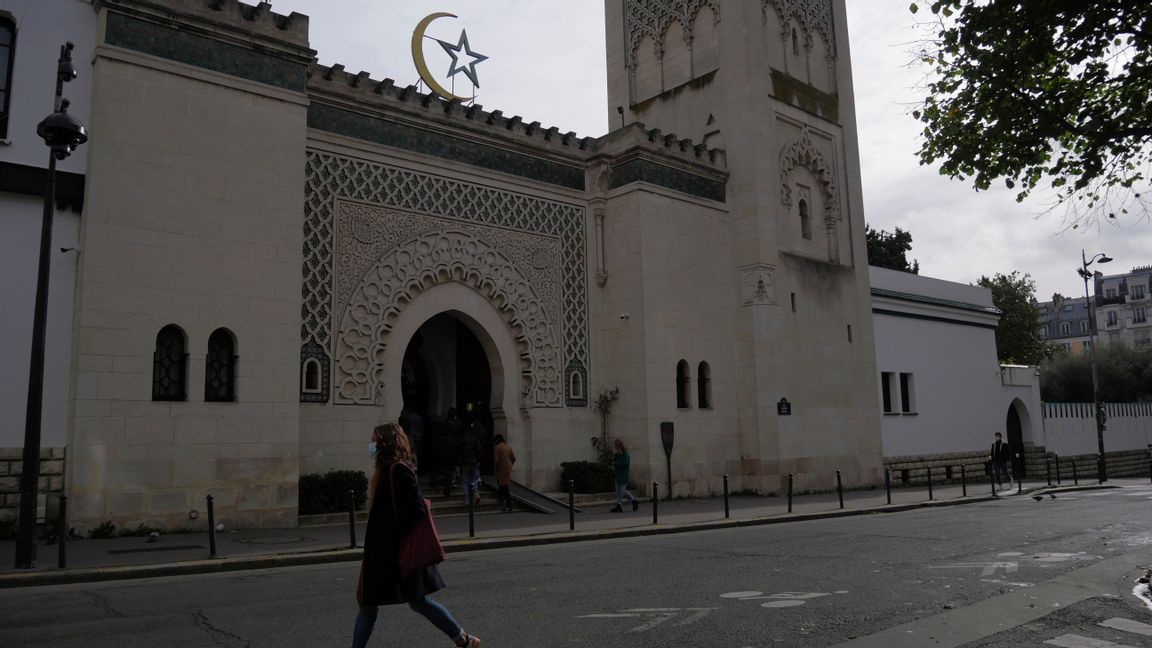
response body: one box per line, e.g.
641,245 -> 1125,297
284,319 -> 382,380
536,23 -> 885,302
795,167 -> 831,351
560,461 -> 614,494
119,523 -> 163,537
89,521 -> 117,539
591,386 -> 620,463
299,470 -> 369,515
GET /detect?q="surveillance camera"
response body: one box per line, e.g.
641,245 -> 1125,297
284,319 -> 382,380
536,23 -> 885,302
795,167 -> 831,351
619,312 -> 630,320
60,247 -> 80,254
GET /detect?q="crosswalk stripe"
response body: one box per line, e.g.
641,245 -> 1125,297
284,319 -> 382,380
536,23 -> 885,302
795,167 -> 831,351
1044,634 -> 1137,648
1100,617 -> 1152,637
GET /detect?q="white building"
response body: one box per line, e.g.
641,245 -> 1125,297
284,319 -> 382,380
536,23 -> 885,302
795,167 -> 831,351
1096,266 -> 1152,350
0,0 -> 96,514
870,267 -> 1043,478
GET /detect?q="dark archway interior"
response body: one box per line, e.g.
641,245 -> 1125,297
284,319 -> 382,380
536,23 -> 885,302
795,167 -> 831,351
1006,404 -> 1025,478
402,313 -> 494,472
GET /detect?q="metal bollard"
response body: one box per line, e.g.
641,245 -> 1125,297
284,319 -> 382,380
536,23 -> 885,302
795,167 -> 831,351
836,470 -> 844,509
347,489 -> 357,549
1099,456 -> 1105,485
723,474 -> 730,519
468,489 -> 475,539
1148,457 -> 1152,485
960,464 -> 967,497
788,473 -> 794,513
1072,460 -> 1078,485
1046,458 -> 1052,486
1055,455 -> 1061,485
885,468 -> 891,504
206,494 -> 217,558
57,495 -> 67,569
990,468 -> 997,497
652,482 -> 659,525
926,467 -> 934,501
1018,471 -> 1023,495
568,480 -> 575,531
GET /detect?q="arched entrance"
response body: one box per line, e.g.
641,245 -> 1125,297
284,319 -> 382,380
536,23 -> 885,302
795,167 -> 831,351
402,313 -> 495,473
1006,400 -> 1027,478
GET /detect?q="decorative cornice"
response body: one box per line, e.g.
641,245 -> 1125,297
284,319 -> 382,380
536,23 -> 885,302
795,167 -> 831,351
625,0 -> 720,63
762,0 -> 835,56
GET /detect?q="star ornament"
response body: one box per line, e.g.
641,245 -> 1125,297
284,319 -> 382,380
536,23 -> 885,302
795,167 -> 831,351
435,29 -> 488,89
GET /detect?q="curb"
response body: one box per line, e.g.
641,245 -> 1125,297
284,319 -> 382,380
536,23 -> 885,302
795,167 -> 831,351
0,484 -> 1126,589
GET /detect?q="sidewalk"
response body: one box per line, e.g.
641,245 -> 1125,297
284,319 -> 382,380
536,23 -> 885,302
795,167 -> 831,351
0,477 -> 1135,588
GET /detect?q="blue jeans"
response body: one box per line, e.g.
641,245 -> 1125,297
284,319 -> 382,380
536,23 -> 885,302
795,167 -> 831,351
462,464 -> 480,505
993,461 -> 1013,487
615,482 -> 636,507
351,597 -> 462,648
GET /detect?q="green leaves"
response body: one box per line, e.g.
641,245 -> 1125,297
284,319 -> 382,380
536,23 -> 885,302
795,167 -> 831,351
911,0 -> 1152,225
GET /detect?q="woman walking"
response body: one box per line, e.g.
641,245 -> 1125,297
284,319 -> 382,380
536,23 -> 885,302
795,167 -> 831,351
610,438 -> 640,512
352,422 -> 481,648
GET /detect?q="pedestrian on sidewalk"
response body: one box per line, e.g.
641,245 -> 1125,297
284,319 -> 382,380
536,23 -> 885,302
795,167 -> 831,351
458,420 -> 483,506
353,422 -> 481,648
493,434 -> 516,512
990,432 -> 1014,489
611,438 -> 639,512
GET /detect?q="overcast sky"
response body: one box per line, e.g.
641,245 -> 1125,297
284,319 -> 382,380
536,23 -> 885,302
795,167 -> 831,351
269,0 -> 1150,301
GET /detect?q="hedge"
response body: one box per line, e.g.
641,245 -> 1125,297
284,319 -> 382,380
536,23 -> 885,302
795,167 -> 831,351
299,470 -> 369,515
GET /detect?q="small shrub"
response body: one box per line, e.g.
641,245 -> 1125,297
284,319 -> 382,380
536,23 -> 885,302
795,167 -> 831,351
560,461 -> 614,493
89,521 -> 117,539
119,523 -> 163,537
299,470 -> 369,515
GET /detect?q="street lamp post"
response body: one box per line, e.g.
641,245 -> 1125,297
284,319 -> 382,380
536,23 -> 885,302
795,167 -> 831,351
14,43 -> 88,569
1077,249 -> 1113,485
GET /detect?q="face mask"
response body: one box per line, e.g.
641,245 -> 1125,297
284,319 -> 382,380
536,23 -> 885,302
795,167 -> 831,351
368,443 -> 379,459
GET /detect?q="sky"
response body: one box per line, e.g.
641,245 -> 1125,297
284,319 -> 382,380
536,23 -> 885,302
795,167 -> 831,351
267,0 -> 1150,301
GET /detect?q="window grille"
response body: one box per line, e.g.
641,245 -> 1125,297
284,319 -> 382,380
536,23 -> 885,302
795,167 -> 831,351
205,328 -> 237,402
152,325 -> 187,401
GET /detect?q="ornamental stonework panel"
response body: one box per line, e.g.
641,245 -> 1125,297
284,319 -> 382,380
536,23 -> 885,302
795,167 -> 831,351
333,202 -> 563,407
624,0 -> 721,62
302,151 -> 588,407
763,0 -> 835,54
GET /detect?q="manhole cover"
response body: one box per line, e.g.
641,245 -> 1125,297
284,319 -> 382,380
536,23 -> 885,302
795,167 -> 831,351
234,536 -> 311,546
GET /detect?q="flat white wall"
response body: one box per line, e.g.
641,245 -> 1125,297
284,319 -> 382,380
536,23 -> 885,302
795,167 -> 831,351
1040,403 -> 1152,456
874,312 -> 1003,456
0,0 -> 95,172
0,0 -> 95,448
0,195 -> 79,448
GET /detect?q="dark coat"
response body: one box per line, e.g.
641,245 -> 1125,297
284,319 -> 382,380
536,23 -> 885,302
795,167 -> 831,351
990,439 -> 1012,464
360,461 -> 445,606
457,428 -> 482,466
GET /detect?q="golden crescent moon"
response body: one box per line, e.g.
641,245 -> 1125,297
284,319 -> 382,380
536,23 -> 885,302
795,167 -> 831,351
412,12 -> 474,102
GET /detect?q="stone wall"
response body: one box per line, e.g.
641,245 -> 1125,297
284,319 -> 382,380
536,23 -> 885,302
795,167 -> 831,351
0,447 -> 66,522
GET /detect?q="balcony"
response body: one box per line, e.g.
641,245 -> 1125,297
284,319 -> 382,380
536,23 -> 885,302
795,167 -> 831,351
1097,294 -> 1126,307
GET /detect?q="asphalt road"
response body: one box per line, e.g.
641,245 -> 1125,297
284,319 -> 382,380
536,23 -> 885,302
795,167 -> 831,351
3,486 -> 1152,648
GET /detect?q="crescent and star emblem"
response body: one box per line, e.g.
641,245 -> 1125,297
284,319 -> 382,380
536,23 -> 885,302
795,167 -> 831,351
411,12 -> 489,102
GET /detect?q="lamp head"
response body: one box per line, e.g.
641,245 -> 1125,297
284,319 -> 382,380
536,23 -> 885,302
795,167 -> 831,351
1098,254 -> 1113,264
37,100 -> 88,160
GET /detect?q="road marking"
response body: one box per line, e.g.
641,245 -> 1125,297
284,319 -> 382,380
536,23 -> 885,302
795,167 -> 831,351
1044,634 -> 1137,648
1100,617 -> 1152,636
767,592 -> 831,600
579,607 -> 717,633
761,600 -> 806,608
1033,552 -> 1093,563
928,561 -> 1018,576
720,591 -> 762,599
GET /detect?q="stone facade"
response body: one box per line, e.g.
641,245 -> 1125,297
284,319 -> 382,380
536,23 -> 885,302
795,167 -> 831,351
8,0 -> 894,531
0,447 -> 66,522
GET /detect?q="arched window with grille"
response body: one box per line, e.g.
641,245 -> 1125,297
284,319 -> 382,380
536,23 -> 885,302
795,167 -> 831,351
152,325 -> 187,401
799,198 -> 812,240
205,328 -> 237,402
697,361 -> 712,409
676,359 -> 691,408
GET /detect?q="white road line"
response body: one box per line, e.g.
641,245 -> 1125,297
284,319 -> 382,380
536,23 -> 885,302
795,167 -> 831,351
1100,617 -> 1152,636
628,613 -> 676,633
928,561 -> 1018,576
624,608 -> 681,612
1044,634 -> 1137,648
578,613 -> 640,618
673,608 -> 717,626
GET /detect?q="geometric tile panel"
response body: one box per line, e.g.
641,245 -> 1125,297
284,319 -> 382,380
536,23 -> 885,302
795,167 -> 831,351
303,150 -> 588,407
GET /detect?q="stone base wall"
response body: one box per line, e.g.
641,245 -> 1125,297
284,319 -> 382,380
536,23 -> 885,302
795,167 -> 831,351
885,450 -> 992,486
887,447 -> 1152,485
0,447 -> 66,522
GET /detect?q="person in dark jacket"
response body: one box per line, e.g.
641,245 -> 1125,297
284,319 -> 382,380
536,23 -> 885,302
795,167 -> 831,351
458,420 -> 483,505
990,431 -> 1014,489
611,438 -> 640,512
398,406 -> 424,470
352,423 -> 481,648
